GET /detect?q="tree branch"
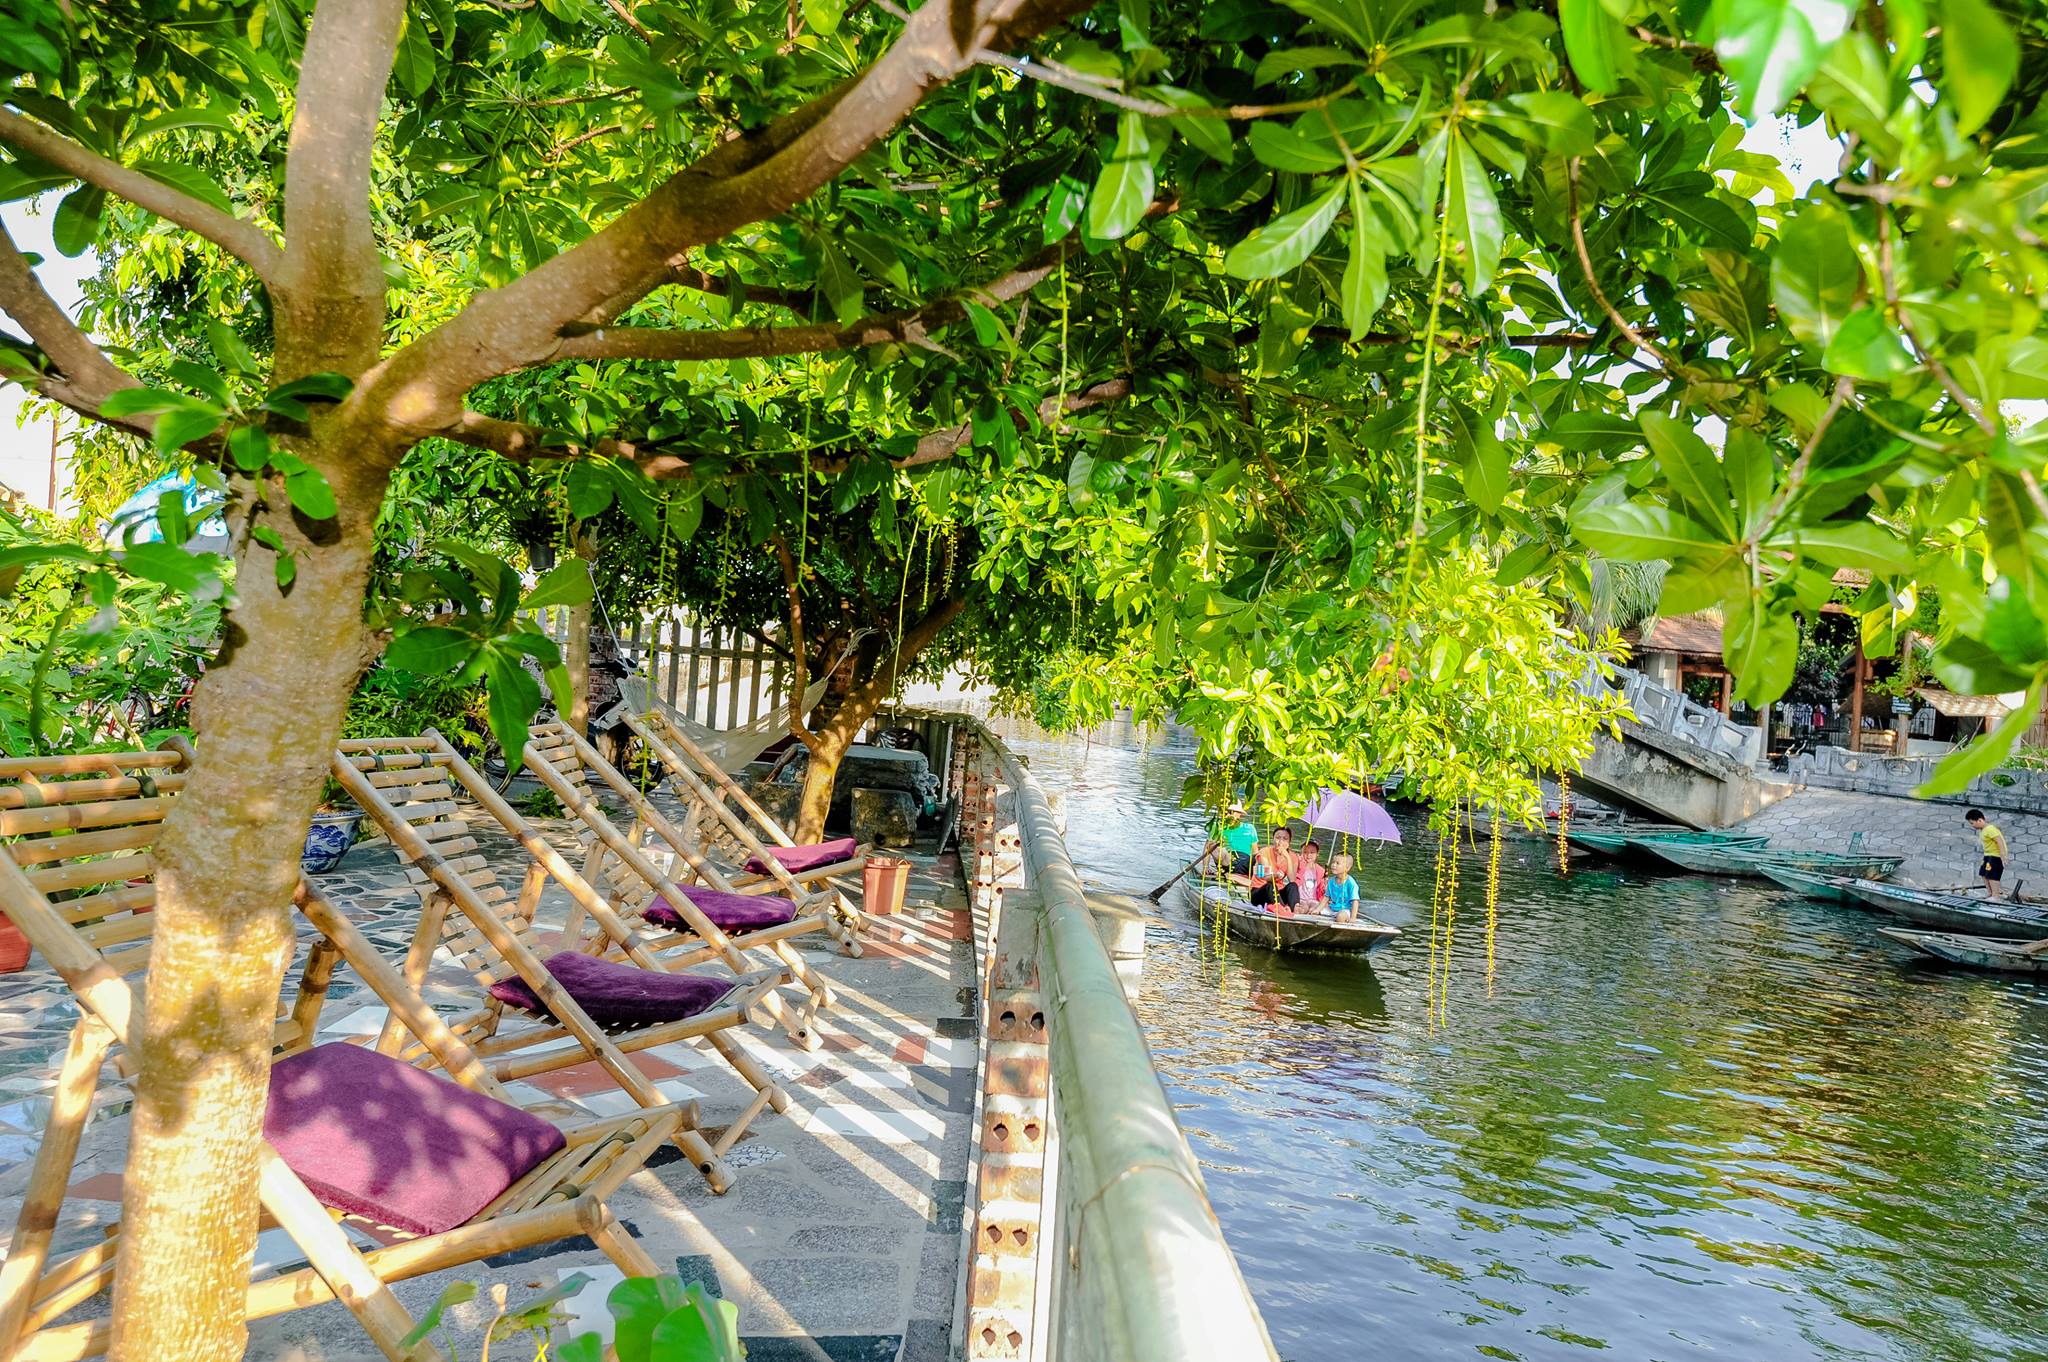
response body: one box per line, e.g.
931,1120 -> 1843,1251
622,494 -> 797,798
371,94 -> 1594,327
772,533 -> 822,750
368,0 -> 1097,419
278,0 -> 405,377
549,233 -> 1082,364
0,220 -> 148,435
0,107 -> 284,288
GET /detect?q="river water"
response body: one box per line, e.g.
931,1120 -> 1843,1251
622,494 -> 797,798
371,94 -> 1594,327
986,715 -> 2048,1362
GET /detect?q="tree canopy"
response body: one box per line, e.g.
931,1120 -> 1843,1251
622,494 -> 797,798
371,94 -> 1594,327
0,0 -> 2044,1350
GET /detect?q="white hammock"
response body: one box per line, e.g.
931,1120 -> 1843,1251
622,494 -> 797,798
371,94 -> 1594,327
606,673 -> 827,773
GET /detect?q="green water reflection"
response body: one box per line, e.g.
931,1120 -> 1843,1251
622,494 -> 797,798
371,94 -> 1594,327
994,718 -> 2048,1362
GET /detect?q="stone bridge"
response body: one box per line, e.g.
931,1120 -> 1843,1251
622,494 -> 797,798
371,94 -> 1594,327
1572,663 -> 1793,828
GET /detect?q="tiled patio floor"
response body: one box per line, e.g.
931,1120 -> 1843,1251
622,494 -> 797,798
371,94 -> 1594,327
0,795 -> 979,1361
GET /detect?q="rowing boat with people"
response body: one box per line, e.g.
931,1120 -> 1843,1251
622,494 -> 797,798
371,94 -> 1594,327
1641,842 -> 1904,879
1840,880 -> 2048,940
1877,927 -> 2048,974
1179,882 -> 1400,955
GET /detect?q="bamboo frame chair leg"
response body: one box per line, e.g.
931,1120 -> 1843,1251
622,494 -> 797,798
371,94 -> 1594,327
706,1029 -> 791,1116
256,1148 -> 445,1362
671,1125 -> 735,1194
710,1084 -> 779,1159
585,1205 -> 662,1278
0,1018 -> 114,1357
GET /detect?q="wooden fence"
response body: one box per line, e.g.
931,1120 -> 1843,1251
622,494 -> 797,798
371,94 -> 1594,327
546,607 -> 790,731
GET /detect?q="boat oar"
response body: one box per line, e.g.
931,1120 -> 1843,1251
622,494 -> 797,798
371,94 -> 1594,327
1147,845 -> 1214,902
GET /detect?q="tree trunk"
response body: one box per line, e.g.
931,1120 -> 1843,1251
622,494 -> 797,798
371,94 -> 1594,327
794,706 -> 862,844
565,528 -> 594,731
108,450 -> 389,1361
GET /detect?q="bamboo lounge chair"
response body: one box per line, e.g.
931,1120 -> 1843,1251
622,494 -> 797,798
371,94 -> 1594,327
332,736 -> 792,1192
622,706 -> 871,903
517,720 -> 854,1051
0,748 -> 688,1362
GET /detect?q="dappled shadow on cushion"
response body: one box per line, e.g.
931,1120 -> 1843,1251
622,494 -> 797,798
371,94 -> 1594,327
486,949 -> 737,1028
264,1043 -> 565,1237
646,889 -> 797,933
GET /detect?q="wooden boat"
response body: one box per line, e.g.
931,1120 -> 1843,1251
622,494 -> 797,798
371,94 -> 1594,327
1878,927 -> 2048,975
1642,842 -> 1904,879
1564,824 -> 1688,856
1180,883 -> 1400,954
1841,880 -> 2048,940
1755,865 -> 1878,907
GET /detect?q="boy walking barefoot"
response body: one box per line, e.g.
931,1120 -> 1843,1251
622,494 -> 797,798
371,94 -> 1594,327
1967,809 -> 2010,899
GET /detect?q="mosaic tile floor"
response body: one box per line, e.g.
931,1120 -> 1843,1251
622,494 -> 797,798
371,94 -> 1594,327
0,793 -> 980,1362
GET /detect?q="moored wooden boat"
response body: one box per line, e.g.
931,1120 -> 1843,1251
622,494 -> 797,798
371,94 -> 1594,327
1755,865 -> 1877,907
1180,882 -> 1400,954
1564,824 -> 1692,856
1878,927 -> 2048,974
1842,880 -> 2048,940
1643,842 -> 1904,879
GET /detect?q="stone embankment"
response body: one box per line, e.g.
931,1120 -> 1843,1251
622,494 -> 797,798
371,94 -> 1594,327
1734,789 -> 2048,891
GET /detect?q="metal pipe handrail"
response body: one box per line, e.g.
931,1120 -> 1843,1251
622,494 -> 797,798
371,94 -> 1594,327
934,710 -> 1277,1362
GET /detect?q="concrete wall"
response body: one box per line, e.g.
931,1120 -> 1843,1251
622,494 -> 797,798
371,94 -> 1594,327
1735,788 -> 2048,890
1574,719 -> 1793,828
1791,744 -> 2048,817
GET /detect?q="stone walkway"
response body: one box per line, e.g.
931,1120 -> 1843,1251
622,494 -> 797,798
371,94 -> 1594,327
1734,787 -> 2048,889
0,797 -> 978,1362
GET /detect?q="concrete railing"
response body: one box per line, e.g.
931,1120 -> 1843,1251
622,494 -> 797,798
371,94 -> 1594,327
1576,659 -> 1763,766
910,710 -> 1276,1362
1791,743 -> 2048,814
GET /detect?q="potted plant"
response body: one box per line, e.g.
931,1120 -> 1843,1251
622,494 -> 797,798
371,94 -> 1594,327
302,776 -> 365,875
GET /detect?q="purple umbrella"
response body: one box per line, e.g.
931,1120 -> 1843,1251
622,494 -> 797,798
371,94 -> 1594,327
1304,789 -> 1402,844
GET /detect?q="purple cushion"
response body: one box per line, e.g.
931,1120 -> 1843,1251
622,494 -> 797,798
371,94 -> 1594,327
745,837 -> 860,876
487,949 -> 735,1028
645,888 -> 798,933
265,1043 -> 565,1237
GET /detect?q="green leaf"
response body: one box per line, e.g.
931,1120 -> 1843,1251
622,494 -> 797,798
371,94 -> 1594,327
1822,305 -> 1914,378
206,321 -> 259,376
563,461 -> 614,519
1916,677 -> 2044,796
1444,131 -> 1502,294
1501,91 -> 1598,157
52,185 -> 104,257
1542,412 -> 1643,452
1224,183 -> 1343,279
608,1276 -> 689,1362
1043,175 -> 1086,244
1712,0 -> 1857,118
1559,0 -> 1627,92
1150,86 -> 1233,163
1931,633 -> 2034,695
1249,123 -> 1346,174
1723,592 -> 1800,704
963,300 -> 1005,349
228,424 -> 270,472
153,405 -> 222,453
119,542 -> 214,595
1639,411 -> 1734,538
557,1335 -> 604,1362
99,387 -> 190,419
803,0 -> 845,34
384,626 -> 480,675
1771,203 -> 1860,350
1793,521 -> 1913,574
400,1281 -> 478,1349
1340,178 -> 1387,340
1942,0 -> 2016,135
1575,502 -> 1720,559
1980,576 -> 2048,667
817,242 -> 864,323
1724,427 -> 1776,534
522,558 -> 594,610
1088,114 -> 1155,240
131,158 -> 233,214
286,466 -> 338,521
1462,421 -> 1509,516
484,649 -> 545,769
1644,186 -> 1752,249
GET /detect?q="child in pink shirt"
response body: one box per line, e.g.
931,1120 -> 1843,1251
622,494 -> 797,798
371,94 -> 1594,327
1295,839 -> 1329,913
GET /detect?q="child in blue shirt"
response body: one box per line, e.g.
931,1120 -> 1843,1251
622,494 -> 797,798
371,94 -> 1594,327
1326,853 -> 1360,922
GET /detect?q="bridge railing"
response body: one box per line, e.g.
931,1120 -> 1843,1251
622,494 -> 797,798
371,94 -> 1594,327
907,709 -> 1277,1362
1577,659 -> 1762,766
